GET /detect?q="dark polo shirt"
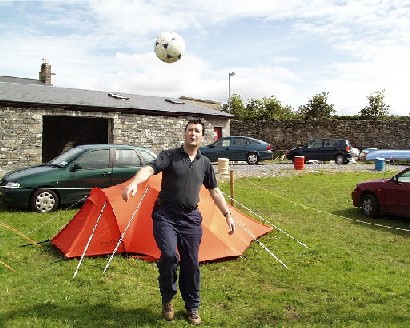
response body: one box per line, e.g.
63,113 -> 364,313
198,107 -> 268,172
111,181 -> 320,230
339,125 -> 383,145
148,146 -> 217,208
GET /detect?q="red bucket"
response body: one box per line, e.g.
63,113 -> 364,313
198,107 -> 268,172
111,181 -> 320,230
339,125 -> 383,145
294,156 -> 305,170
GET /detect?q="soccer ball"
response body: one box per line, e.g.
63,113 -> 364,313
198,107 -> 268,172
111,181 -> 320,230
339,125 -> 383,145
154,32 -> 185,63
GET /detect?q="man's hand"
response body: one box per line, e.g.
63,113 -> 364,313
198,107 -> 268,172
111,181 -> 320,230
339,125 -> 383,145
225,214 -> 235,235
122,182 -> 138,202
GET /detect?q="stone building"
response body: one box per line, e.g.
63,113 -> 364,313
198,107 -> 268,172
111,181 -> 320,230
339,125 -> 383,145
0,62 -> 232,174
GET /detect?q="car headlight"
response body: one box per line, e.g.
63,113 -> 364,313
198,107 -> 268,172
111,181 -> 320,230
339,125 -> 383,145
4,182 -> 21,188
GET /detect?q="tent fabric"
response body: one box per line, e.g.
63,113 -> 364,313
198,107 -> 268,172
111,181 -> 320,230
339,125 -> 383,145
52,174 -> 273,263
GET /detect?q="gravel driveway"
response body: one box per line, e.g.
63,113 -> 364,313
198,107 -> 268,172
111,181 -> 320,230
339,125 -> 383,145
215,161 -> 409,178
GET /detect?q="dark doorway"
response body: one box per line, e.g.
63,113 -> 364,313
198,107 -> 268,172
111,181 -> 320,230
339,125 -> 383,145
42,116 -> 112,162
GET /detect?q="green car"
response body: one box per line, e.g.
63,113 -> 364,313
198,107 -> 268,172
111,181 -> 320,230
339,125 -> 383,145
0,144 -> 156,212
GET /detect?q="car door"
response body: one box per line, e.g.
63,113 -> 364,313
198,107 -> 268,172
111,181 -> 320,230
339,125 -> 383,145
205,137 -> 233,161
111,148 -> 144,185
306,139 -> 324,161
60,148 -> 113,203
231,137 -> 249,161
383,170 -> 410,217
321,139 -> 337,161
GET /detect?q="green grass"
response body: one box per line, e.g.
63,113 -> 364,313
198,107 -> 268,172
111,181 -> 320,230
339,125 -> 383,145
1,170 -> 410,327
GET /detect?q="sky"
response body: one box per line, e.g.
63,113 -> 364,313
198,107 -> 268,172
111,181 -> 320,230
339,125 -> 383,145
0,0 -> 409,116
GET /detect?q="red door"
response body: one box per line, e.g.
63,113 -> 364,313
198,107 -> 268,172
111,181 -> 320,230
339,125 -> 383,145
214,127 -> 222,141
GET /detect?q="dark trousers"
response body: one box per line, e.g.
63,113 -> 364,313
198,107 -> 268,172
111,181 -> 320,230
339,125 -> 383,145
152,204 -> 203,311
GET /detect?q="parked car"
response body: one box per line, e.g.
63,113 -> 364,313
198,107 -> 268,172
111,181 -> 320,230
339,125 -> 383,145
358,147 -> 378,161
200,136 -> 272,165
351,167 -> 410,218
0,144 -> 157,212
286,138 -> 352,164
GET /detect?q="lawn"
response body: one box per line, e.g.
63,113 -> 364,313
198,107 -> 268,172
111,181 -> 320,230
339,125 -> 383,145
1,169 -> 409,327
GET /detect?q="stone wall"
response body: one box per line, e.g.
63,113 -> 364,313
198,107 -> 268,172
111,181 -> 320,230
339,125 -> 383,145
231,118 -> 410,152
0,105 -> 229,175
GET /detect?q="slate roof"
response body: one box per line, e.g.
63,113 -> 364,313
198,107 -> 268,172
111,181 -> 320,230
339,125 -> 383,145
0,77 -> 232,118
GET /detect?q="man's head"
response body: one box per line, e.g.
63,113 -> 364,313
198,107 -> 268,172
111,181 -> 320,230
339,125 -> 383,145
185,119 -> 205,136
184,119 -> 205,150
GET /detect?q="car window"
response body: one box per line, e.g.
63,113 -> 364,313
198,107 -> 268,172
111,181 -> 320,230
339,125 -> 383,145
397,170 -> 410,183
115,149 -> 142,168
76,149 -> 110,169
215,139 -> 230,147
233,138 -> 248,146
308,140 -> 323,148
324,139 -> 336,148
335,140 -> 343,147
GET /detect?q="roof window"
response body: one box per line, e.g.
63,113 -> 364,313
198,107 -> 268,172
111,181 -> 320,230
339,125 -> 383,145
108,93 -> 129,100
165,98 -> 185,104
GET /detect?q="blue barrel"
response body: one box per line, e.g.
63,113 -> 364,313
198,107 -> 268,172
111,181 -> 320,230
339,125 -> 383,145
375,158 -> 385,171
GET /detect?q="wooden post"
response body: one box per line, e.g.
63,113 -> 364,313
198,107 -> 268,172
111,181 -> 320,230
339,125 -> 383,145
229,170 -> 234,206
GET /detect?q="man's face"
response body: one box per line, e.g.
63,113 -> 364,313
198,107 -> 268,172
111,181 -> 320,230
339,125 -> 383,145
184,123 -> 204,147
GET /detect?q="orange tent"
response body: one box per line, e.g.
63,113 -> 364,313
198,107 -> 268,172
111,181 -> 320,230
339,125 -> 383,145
52,174 -> 272,263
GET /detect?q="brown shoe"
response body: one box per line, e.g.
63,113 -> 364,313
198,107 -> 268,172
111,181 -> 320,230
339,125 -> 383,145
162,301 -> 174,321
187,310 -> 201,325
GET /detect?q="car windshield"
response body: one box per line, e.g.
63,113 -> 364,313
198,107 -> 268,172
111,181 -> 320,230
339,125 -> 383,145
138,149 -> 157,162
48,147 -> 85,167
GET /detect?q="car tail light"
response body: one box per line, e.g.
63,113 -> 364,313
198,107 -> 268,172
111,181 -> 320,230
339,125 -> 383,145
346,146 -> 351,152
266,144 -> 272,151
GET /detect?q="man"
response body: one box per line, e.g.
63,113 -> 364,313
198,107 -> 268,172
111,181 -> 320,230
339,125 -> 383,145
122,119 -> 235,325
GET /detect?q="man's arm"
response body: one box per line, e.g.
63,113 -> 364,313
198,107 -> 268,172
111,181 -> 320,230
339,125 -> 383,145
122,165 -> 155,201
208,187 -> 235,234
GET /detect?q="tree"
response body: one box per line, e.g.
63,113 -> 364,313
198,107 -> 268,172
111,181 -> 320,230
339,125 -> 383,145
223,93 -> 245,117
360,89 -> 390,118
244,98 -> 265,119
227,94 -> 295,120
263,96 -> 296,120
297,92 -> 335,119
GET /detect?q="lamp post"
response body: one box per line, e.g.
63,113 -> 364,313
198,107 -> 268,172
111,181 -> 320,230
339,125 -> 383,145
228,72 -> 236,113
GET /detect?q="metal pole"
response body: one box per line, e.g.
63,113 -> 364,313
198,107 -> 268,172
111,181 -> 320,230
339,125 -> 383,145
228,72 -> 235,113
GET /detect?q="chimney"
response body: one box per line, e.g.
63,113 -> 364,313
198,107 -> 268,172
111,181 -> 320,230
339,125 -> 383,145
39,59 -> 54,85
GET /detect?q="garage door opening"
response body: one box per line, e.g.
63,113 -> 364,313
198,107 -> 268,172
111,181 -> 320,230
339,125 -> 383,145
42,116 -> 112,162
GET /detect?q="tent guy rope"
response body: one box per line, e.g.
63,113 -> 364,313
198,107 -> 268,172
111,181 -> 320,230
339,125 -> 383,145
103,186 -> 149,274
233,218 -> 288,269
0,220 -> 41,246
28,195 -> 88,236
0,259 -> 16,272
221,191 -> 308,249
243,178 -> 410,234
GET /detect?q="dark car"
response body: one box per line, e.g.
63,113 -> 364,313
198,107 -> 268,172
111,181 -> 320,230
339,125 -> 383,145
351,167 -> 410,218
0,144 -> 156,212
286,138 -> 352,164
199,136 -> 272,165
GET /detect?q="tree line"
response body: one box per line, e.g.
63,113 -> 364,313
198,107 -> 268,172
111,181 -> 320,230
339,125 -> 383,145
223,90 -> 393,120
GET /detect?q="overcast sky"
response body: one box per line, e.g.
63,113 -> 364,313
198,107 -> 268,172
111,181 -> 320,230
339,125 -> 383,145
1,0 -> 409,115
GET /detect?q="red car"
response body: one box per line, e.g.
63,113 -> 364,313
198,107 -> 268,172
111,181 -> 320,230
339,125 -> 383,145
352,167 -> 410,218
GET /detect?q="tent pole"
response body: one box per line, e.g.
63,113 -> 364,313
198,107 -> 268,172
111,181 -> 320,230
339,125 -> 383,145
73,201 -> 107,278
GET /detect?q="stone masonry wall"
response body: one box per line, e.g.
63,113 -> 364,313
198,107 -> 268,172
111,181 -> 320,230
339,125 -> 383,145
231,118 -> 410,152
0,105 -> 228,175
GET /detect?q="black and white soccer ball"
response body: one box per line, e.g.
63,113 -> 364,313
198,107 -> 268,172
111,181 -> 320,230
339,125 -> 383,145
154,32 -> 185,63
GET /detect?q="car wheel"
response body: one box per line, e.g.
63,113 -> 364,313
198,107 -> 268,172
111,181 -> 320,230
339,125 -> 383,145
361,194 -> 380,218
335,154 -> 346,165
246,153 -> 259,165
30,188 -> 59,213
